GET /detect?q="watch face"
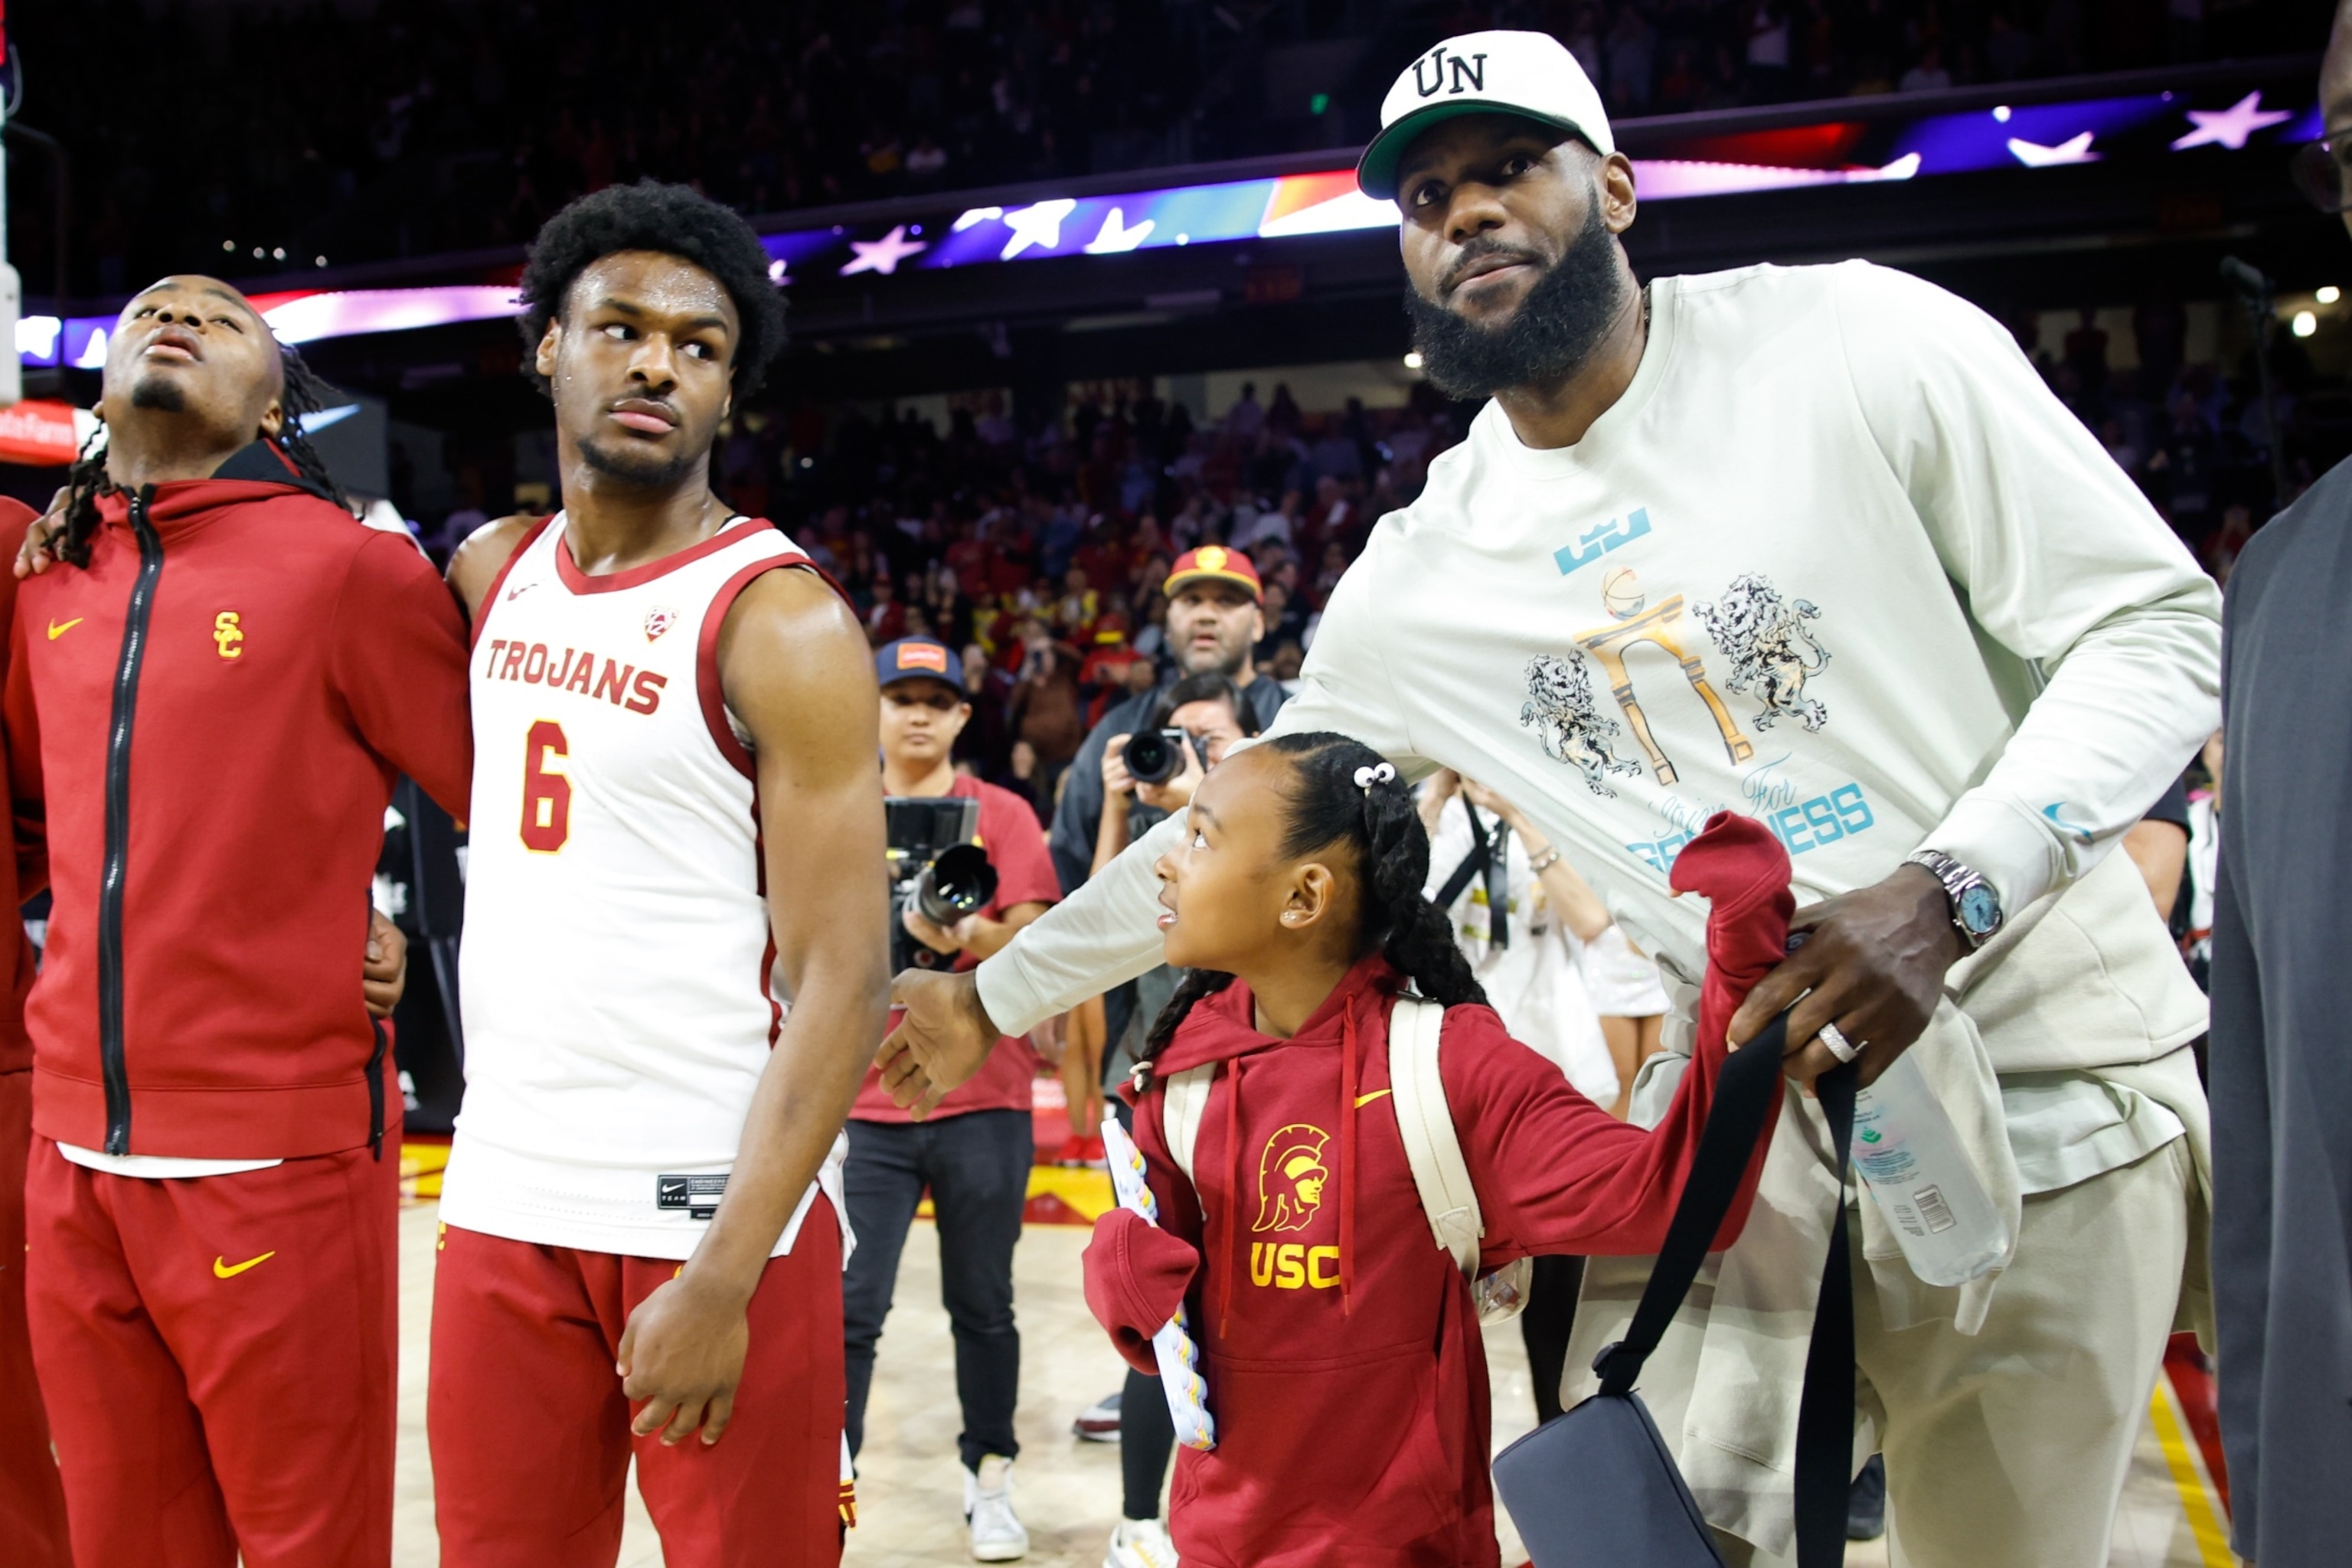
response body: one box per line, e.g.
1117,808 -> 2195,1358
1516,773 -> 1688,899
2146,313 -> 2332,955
1958,884 -> 2001,936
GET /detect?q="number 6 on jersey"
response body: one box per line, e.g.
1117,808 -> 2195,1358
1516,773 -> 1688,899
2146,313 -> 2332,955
521,720 -> 572,851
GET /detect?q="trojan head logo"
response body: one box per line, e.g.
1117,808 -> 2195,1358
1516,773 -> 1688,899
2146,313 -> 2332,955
1252,1123 -> 1331,1234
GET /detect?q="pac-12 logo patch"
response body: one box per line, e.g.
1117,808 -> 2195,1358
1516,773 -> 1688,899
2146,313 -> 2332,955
644,606 -> 678,642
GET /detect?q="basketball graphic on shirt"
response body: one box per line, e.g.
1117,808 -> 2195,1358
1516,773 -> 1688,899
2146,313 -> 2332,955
1601,567 -> 1645,620
1252,1124 -> 1331,1234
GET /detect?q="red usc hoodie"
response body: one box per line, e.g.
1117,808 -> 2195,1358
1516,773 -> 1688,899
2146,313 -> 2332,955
3,447 -> 472,1158
1083,812 -> 1791,1568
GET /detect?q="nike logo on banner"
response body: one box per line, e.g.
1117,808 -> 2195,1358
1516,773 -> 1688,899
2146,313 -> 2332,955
212,1251 -> 276,1279
46,618 -> 83,639
1354,1089 -> 1393,1109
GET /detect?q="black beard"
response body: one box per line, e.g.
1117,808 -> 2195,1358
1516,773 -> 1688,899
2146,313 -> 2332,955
1403,202 -> 1627,400
129,376 -> 188,413
578,430 -> 702,490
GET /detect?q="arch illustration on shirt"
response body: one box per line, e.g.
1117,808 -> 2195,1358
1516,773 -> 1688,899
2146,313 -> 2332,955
1568,569 -> 1755,786
1253,1123 -> 1331,1234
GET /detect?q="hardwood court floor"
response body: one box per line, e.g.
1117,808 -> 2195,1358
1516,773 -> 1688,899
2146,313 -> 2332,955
390,1200 -> 2230,1568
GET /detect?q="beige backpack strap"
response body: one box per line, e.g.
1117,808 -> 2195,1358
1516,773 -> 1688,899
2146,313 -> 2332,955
1386,995 -> 1484,1277
1161,1063 -> 1217,1191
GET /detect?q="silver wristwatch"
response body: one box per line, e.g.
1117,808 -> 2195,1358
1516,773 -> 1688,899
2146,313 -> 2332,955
1904,848 -> 2004,950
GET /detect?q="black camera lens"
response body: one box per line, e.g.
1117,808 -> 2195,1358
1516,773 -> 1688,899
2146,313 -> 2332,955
1125,728 -> 1186,786
916,843 -> 999,926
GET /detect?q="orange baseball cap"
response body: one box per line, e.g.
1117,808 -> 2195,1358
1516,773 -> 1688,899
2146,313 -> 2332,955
1164,545 -> 1263,602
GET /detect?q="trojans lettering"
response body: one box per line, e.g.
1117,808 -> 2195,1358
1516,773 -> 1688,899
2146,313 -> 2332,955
483,639 -> 667,715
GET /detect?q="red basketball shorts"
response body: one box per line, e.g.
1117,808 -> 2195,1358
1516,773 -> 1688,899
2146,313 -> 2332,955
427,1200 -> 847,1568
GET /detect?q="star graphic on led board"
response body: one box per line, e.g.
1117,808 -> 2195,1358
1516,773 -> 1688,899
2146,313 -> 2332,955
2171,92 -> 2294,152
1000,199 -> 1077,260
1084,207 -> 1155,253
838,224 -> 929,277
2007,131 -> 2099,168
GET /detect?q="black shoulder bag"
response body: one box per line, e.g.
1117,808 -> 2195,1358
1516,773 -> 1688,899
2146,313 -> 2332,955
1491,1011 -> 1859,1568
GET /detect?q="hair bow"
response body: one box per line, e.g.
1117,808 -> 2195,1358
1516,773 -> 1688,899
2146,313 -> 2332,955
1353,762 -> 1398,792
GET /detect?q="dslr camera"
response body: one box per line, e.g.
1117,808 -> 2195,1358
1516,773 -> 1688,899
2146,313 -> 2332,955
885,796 -> 1000,975
1122,728 -> 1202,788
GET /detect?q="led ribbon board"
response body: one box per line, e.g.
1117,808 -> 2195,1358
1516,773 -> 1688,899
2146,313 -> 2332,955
18,84 -> 2314,366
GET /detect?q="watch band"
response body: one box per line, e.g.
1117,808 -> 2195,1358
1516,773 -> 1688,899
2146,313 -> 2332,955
1905,848 -> 2001,949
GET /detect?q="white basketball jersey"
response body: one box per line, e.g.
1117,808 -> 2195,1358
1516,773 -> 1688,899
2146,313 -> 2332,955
440,515 -> 845,1260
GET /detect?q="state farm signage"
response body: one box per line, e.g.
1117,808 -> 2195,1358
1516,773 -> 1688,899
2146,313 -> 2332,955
0,400 -> 90,467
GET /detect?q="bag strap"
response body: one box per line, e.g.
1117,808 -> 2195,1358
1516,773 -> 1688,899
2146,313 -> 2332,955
1433,805 -> 1492,911
1386,995 -> 1482,1277
1161,1063 -> 1216,1189
1588,1011 -> 1857,1568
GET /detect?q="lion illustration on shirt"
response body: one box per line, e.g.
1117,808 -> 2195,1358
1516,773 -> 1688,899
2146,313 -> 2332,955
1519,651 -> 1643,796
1694,573 -> 1832,733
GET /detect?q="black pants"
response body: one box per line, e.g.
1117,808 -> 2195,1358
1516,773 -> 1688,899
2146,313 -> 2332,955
841,1109 -> 1032,1471
1520,1254 -> 1585,1425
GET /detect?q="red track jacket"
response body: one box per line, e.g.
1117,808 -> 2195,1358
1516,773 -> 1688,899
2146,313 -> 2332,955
4,447 -> 472,1158
1084,812 -> 1792,1568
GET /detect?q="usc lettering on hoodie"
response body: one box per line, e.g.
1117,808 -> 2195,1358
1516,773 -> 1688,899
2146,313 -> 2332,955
1085,812 -> 1790,1568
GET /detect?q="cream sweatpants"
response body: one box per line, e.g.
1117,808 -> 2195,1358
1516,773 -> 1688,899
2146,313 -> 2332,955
1705,1138 -> 2194,1568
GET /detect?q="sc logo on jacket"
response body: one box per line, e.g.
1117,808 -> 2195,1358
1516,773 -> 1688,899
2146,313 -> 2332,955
214,611 -> 244,659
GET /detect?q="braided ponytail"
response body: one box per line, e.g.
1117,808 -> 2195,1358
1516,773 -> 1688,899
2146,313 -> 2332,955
54,423 -> 116,568
273,345 -> 352,513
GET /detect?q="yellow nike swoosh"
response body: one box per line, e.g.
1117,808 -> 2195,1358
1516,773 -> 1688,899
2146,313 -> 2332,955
1354,1089 -> 1392,1109
45,618 -> 83,640
212,1251 -> 276,1279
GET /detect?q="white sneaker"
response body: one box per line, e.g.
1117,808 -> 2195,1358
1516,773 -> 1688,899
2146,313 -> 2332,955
1073,1388 -> 1123,1442
964,1455 -> 1030,1562
1104,1515 -> 1179,1568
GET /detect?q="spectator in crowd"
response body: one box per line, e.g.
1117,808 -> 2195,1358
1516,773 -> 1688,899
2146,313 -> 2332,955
844,639 -> 1059,1560
1419,769 -> 1622,1427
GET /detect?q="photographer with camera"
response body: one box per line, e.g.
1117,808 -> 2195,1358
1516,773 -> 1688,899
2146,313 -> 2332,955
846,639 -> 1060,1562
1048,547 -> 1288,895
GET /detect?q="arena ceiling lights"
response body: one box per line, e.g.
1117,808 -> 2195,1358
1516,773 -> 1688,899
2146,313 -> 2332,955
14,81 -> 2318,368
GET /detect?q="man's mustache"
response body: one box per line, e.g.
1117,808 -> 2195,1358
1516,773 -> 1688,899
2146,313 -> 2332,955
1439,239 -> 1552,302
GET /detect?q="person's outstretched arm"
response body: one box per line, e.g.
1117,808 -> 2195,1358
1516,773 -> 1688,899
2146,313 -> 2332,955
877,552 -> 1421,1115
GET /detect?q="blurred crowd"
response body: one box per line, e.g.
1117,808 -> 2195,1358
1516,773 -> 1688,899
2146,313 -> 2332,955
12,0 -> 2302,295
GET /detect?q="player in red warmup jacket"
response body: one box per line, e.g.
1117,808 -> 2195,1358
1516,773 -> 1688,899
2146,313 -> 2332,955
5,277 -> 471,1568
1082,733 -> 1795,1568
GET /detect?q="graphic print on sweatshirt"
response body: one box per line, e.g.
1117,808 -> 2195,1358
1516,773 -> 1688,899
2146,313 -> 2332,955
1249,1122 -> 1341,1292
1520,504 -> 1864,876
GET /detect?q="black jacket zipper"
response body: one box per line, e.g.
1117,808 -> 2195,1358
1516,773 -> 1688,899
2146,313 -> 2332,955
97,492 -> 164,1155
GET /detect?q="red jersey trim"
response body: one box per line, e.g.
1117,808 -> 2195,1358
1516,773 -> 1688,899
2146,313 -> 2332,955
469,518 -> 554,651
554,516 -> 770,595
696,553 -> 818,779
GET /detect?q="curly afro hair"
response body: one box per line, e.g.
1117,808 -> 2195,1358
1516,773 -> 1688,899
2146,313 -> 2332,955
516,180 -> 786,401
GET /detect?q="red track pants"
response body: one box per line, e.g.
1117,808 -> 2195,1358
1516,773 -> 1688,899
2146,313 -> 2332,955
0,1073 -> 70,1566
23,1132 -> 400,1568
427,1206 -> 848,1568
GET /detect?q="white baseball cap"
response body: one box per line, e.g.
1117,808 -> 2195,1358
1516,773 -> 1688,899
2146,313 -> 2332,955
1356,31 -> 1615,200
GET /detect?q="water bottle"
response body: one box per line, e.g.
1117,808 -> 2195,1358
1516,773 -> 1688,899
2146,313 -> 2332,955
1849,1050 -> 2006,1286
1780,932 -> 2003,1286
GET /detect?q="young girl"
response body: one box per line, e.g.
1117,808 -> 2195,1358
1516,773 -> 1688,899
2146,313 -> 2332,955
1082,732 -> 1797,1568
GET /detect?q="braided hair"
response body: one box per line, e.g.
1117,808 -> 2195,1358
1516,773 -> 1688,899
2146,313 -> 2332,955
54,342 -> 349,567
1145,731 -> 1488,1055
